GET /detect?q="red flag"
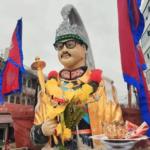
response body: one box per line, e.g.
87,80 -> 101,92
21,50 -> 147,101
117,0 -> 150,137
0,18 -> 26,105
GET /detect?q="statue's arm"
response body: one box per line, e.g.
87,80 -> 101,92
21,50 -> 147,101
30,91 -> 49,146
30,124 -> 49,146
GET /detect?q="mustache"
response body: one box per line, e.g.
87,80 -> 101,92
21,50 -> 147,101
61,52 -> 71,58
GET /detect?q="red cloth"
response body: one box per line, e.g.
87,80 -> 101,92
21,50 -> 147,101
2,61 -> 19,98
117,0 -> 140,83
131,0 -> 139,29
9,29 -> 22,66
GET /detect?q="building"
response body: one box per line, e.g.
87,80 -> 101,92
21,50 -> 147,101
0,103 -> 33,147
0,55 -> 38,105
0,54 -> 41,148
141,0 -> 150,91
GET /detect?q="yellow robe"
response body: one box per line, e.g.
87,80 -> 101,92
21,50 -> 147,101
33,68 -> 123,148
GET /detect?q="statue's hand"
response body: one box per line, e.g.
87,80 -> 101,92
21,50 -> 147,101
41,118 -> 57,136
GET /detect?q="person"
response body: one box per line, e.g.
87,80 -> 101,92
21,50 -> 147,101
30,4 -> 123,150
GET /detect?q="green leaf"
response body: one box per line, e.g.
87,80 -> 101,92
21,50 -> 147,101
59,145 -> 66,150
71,111 -> 86,131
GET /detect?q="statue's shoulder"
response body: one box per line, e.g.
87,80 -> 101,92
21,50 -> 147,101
90,69 -> 113,84
89,69 -> 102,83
90,69 -> 115,96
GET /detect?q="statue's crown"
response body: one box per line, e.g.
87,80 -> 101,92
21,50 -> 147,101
55,21 -> 83,42
55,4 -> 88,48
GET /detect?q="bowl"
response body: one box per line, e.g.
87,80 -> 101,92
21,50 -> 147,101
99,139 -> 137,150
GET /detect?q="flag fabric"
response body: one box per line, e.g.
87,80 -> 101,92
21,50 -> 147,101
0,18 -> 26,105
117,0 -> 150,137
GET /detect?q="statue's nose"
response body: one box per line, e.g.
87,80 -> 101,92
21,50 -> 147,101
61,44 -> 68,52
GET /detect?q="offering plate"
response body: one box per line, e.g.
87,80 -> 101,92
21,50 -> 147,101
90,135 -> 148,150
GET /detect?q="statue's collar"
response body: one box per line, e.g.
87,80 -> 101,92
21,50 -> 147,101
59,66 -> 91,83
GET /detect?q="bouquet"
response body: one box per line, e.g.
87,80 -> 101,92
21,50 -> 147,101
44,70 -> 102,150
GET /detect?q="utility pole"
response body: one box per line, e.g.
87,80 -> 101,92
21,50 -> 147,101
128,85 -> 132,108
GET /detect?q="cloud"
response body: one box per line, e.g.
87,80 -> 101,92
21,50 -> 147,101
0,0 -> 128,103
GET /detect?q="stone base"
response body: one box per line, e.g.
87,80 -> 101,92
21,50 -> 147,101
41,137 -> 107,150
11,148 -> 28,150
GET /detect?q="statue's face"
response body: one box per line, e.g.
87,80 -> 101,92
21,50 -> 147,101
57,38 -> 86,69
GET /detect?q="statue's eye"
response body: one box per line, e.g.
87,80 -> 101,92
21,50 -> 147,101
66,41 -> 75,48
57,43 -> 63,50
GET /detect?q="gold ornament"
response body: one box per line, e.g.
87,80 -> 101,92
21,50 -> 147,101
66,81 -> 74,89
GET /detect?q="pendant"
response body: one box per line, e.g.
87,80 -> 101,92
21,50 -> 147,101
66,82 -> 74,89
60,81 -> 64,86
93,94 -> 100,101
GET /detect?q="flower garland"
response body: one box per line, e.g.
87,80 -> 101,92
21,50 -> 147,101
45,69 -> 102,148
46,69 -> 102,102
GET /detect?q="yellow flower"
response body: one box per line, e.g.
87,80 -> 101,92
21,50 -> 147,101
75,84 -> 93,102
46,79 -> 58,87
46,104 -> 67,119
46,79 -> 63,97
82,84 -> 93,94
74,88 -> 82,101
64,89 -> 75,102
55,123 -> 71,140
48,85 -> 63,98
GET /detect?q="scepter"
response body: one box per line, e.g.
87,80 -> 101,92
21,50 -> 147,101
31,56 -> 52,148
31,56 -> 46,95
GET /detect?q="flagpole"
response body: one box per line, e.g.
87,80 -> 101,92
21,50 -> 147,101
133,86 -> 138,108
20,93 -> 23,112
128,84 -> 132,108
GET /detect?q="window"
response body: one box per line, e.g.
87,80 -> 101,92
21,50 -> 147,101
0,128 -> 4,140
143,1 -> 150,21
4,97 -> 8,102
147,31 -> 150,36
28,80 -> 31,88
147,53 -> 150,59
146,69 -> 150,84
141,25 -> 150,48
144,47 -> 150,64
16,97 -> 20,104
10,95 -> 14,103
23,78 -> 26,86
27,99 -> 30,105
148,6 -> 150,12
22,99 -> 25,105
31,99 -> 34,106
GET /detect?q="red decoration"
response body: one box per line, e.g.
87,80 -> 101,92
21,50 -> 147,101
54,97 -> 66,104
47,71 -> 58,80
89,69 -> 102,83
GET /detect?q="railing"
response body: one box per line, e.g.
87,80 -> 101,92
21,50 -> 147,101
23,64 -> 47,80
22,86 -> 36,96
24,65 -> 38,77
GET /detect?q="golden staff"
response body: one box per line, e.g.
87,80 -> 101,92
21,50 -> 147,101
31,56 -> 52,148
31,56 -> 46,95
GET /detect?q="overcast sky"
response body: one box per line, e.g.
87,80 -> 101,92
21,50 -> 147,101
0,0 -> 141,103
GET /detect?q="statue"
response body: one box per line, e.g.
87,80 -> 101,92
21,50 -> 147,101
30,4 -> 123,150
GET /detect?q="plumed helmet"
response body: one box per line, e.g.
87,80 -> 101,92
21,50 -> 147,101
55,4 -> 95,70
